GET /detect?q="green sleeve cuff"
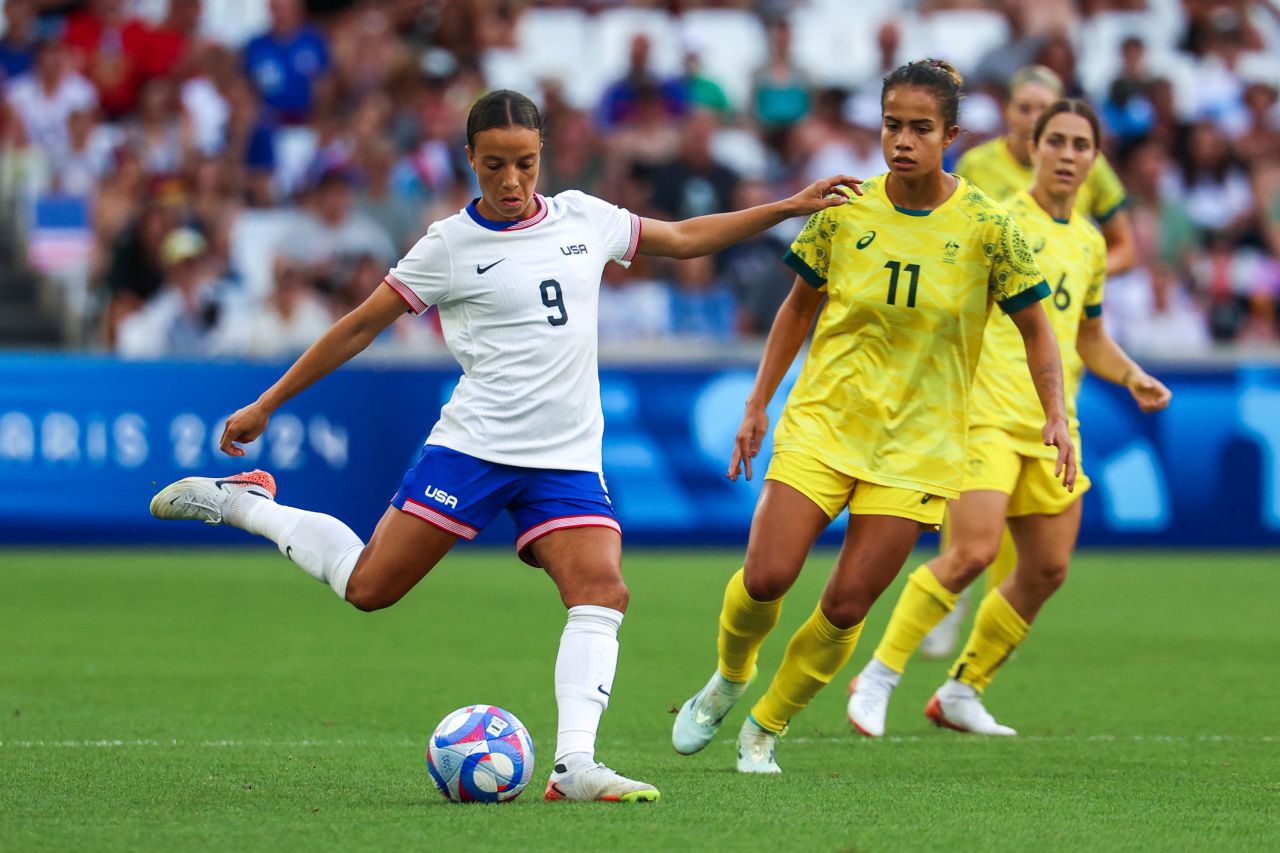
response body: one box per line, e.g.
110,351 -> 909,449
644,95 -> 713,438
1085,303 -> 1103,319
1095,197 -> 1127,224
999,280 -> 1051,314
783,249 -> 826,289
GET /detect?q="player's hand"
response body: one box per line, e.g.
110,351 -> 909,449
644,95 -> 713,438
219,403 -> 271,457
728,404 -> 770,482
1042,417 -> 1077,492
1126,371 -> 1172,413
788,174 -> 863,216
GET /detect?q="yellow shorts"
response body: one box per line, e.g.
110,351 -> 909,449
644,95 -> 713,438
964,426 -> 1090,517
765,450 -> 947,526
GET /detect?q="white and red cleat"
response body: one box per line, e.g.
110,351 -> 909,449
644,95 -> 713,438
149,470 -> 277,525
925,680 -> 1016,736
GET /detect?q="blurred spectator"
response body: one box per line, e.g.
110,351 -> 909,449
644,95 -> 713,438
1103,37 -> 1157,142
1034,33 -> 1083,98
1235,77 -> 1280,165
538,108 -> 605,197
0,0 -> 38,85
598,258 -> 671,342
1191,6 -> 1252,136
241,255 -> 333,358
1171,120 -> 1256,242
334,252 -> 437,351
721,180 -> 793,334
599,33 -> 684,128
752,20 -> 809,141
1258,160 -> 1280,262
1191,236 -> 1279,342
1121,266 -> 1213,356
242,0 -> 331,124
602,81 -> 683,180
277,166 -> 396,291
650,110 -> 738,220
6,38 -> 97,156
140,0 -> 202,83
102,198 -> 178,342
53,106 -> 113,196
793,88 -> 882,184
353,138 -> 421,253
1120,137 -> 1199,270
668,255 -> 736,341
678,43 -> 729,118
123,78 -> 193,177
115,227 -> 243,357
62,0 -> 149,118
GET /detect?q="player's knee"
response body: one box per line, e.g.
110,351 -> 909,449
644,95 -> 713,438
742,569 -> 790,603
820,596 -> 868,630
563,574 -> 628,612
344,574 -> 401,612
946,539 -> 1000,586
1031,559 -> 1069,596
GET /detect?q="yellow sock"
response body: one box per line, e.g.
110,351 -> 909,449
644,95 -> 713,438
717,568 -> 782,682
750,603 -> 862,732
983,526 -> 1018,593
949,589 -> 1029,692
873,564 -> 961,673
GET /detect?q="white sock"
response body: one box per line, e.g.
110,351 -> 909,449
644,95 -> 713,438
552,604 -> 623,771
863,657 -> 902,688
229,494 -> 363,599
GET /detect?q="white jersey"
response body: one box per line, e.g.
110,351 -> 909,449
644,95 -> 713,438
384,191 -> 641,472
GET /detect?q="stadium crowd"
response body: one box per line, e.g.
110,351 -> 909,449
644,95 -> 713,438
2,0 -> 1279,357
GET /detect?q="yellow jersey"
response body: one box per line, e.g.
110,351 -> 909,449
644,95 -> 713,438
778,174 -> 1049,499
968,190 -> 1106,453
955,137 -> 1127,223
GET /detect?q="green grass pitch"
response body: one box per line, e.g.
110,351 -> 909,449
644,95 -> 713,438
2,548 -> 1277,851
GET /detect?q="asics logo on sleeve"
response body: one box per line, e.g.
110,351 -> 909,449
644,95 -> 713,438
424,485 -> 459,509
477,259 -> 506,274
856,231 -> 876,249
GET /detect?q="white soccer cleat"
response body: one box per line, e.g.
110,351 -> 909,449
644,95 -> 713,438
736,716 -> 782,774
543,762 -> 660,803
847,662 -> 899,738
921,588 -> 969,660
925,680 -> 1016,736
672,670 -> 751,755
149,470 -> 277,525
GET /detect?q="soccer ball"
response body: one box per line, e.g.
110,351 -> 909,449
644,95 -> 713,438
426,705 -> 535,803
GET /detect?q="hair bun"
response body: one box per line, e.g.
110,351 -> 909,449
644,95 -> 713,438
921,58 -> 964,89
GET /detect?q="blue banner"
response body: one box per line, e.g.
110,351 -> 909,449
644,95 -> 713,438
0,353 -> 1276,547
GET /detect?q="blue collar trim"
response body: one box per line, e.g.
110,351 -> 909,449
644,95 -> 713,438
465,196 -> 544,231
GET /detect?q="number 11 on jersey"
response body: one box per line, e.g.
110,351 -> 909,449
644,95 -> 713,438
884,260 -> 920,308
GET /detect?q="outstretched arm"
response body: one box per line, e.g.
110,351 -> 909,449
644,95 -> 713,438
1076,315 -> 1172,412
219,283 -> 407,455
1008,301 -> 1077,490
729,279 -> 826,481
637,175 -> 861,260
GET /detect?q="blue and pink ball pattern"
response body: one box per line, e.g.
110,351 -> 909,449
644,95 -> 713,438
426,705 -> 535,803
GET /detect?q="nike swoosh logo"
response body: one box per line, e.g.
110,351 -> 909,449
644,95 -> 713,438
286,546 -> 293,559
597,685 -> 611,698
477,259 -> 505,274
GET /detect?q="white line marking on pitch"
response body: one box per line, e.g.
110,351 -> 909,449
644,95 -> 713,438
0,735 -> 1275,748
